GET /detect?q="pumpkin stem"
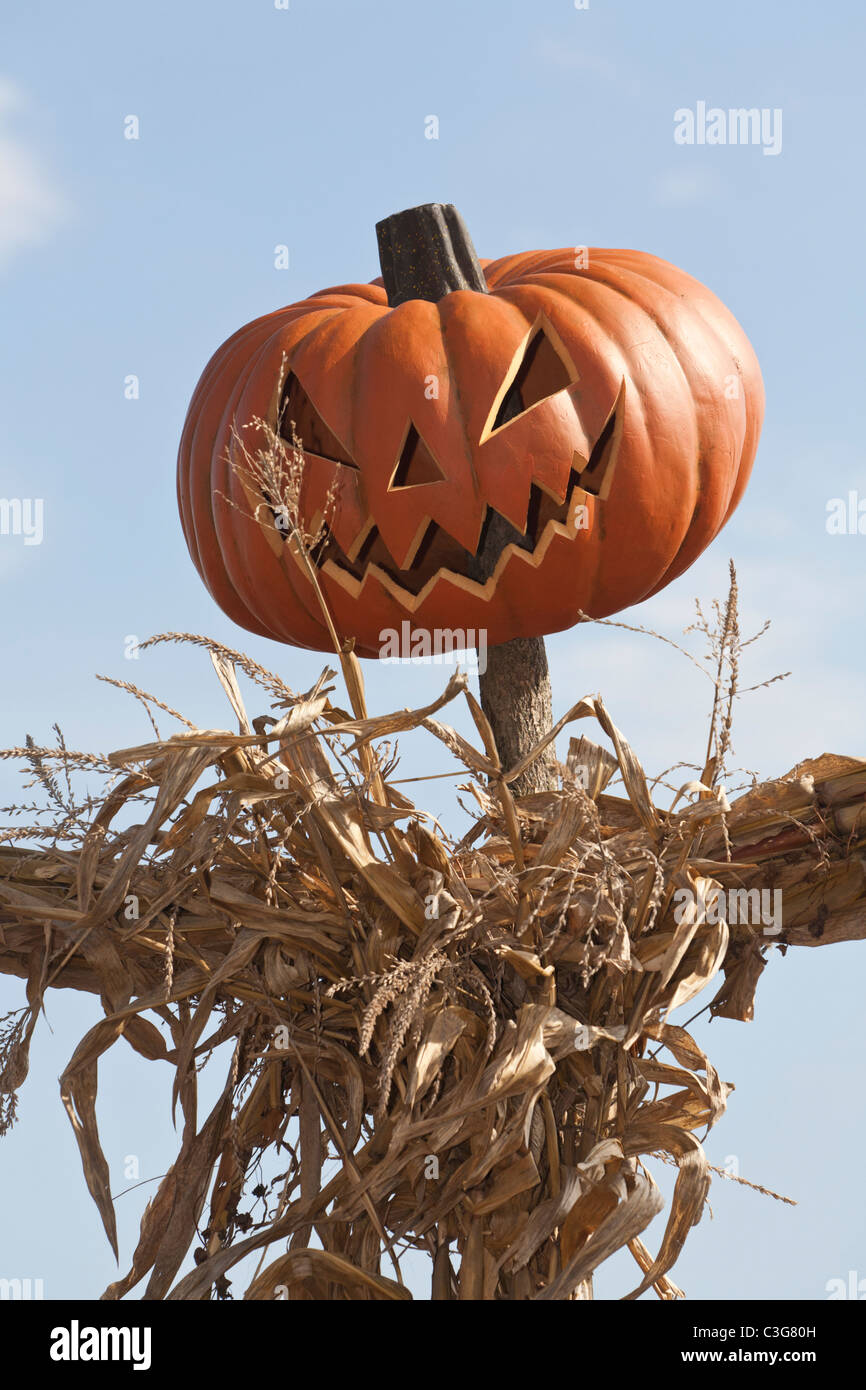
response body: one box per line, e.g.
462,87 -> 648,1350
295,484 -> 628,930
375,203 -> 488,307
375,203 -> 558,797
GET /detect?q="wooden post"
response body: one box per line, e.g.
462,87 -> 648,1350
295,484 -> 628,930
375,203 -> 558,796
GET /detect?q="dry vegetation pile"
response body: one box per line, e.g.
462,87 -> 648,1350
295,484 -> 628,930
1,577 -> 864,1299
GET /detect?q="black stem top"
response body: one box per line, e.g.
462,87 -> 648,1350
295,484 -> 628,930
375,203 -> 489,308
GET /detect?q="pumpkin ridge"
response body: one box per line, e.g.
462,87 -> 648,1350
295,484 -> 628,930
181,312 -> 281,573
184,317 -> 288,635
435,295 -> 486,514
497,276 -> 685,610
528,266 -> 728,602
575,258 -> 757,592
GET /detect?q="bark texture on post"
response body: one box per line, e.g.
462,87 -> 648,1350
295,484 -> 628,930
478,637 -> 557,796
375,203 -> 557,796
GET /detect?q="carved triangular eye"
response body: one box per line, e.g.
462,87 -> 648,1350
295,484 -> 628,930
278,373 -> 358,468
487,323 -> 576,435
388,424 -> 446,489
575,380 -> 626,500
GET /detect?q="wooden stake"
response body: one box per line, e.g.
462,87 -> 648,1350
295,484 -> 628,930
375,203 -> 557,796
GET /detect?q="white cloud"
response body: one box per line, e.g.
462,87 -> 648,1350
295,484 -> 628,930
0,78 -> 66,270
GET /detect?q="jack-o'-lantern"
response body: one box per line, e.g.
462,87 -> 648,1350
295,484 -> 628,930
178,211 -> 763,658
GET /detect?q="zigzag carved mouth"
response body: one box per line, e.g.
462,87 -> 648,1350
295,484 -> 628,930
309,460 -> 595,597
267,370 -> 624,608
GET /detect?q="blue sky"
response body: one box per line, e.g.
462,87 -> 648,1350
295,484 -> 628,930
1,0 -> 864,1300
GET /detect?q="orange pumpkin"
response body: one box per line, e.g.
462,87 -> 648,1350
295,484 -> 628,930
177,245 -> 763,658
